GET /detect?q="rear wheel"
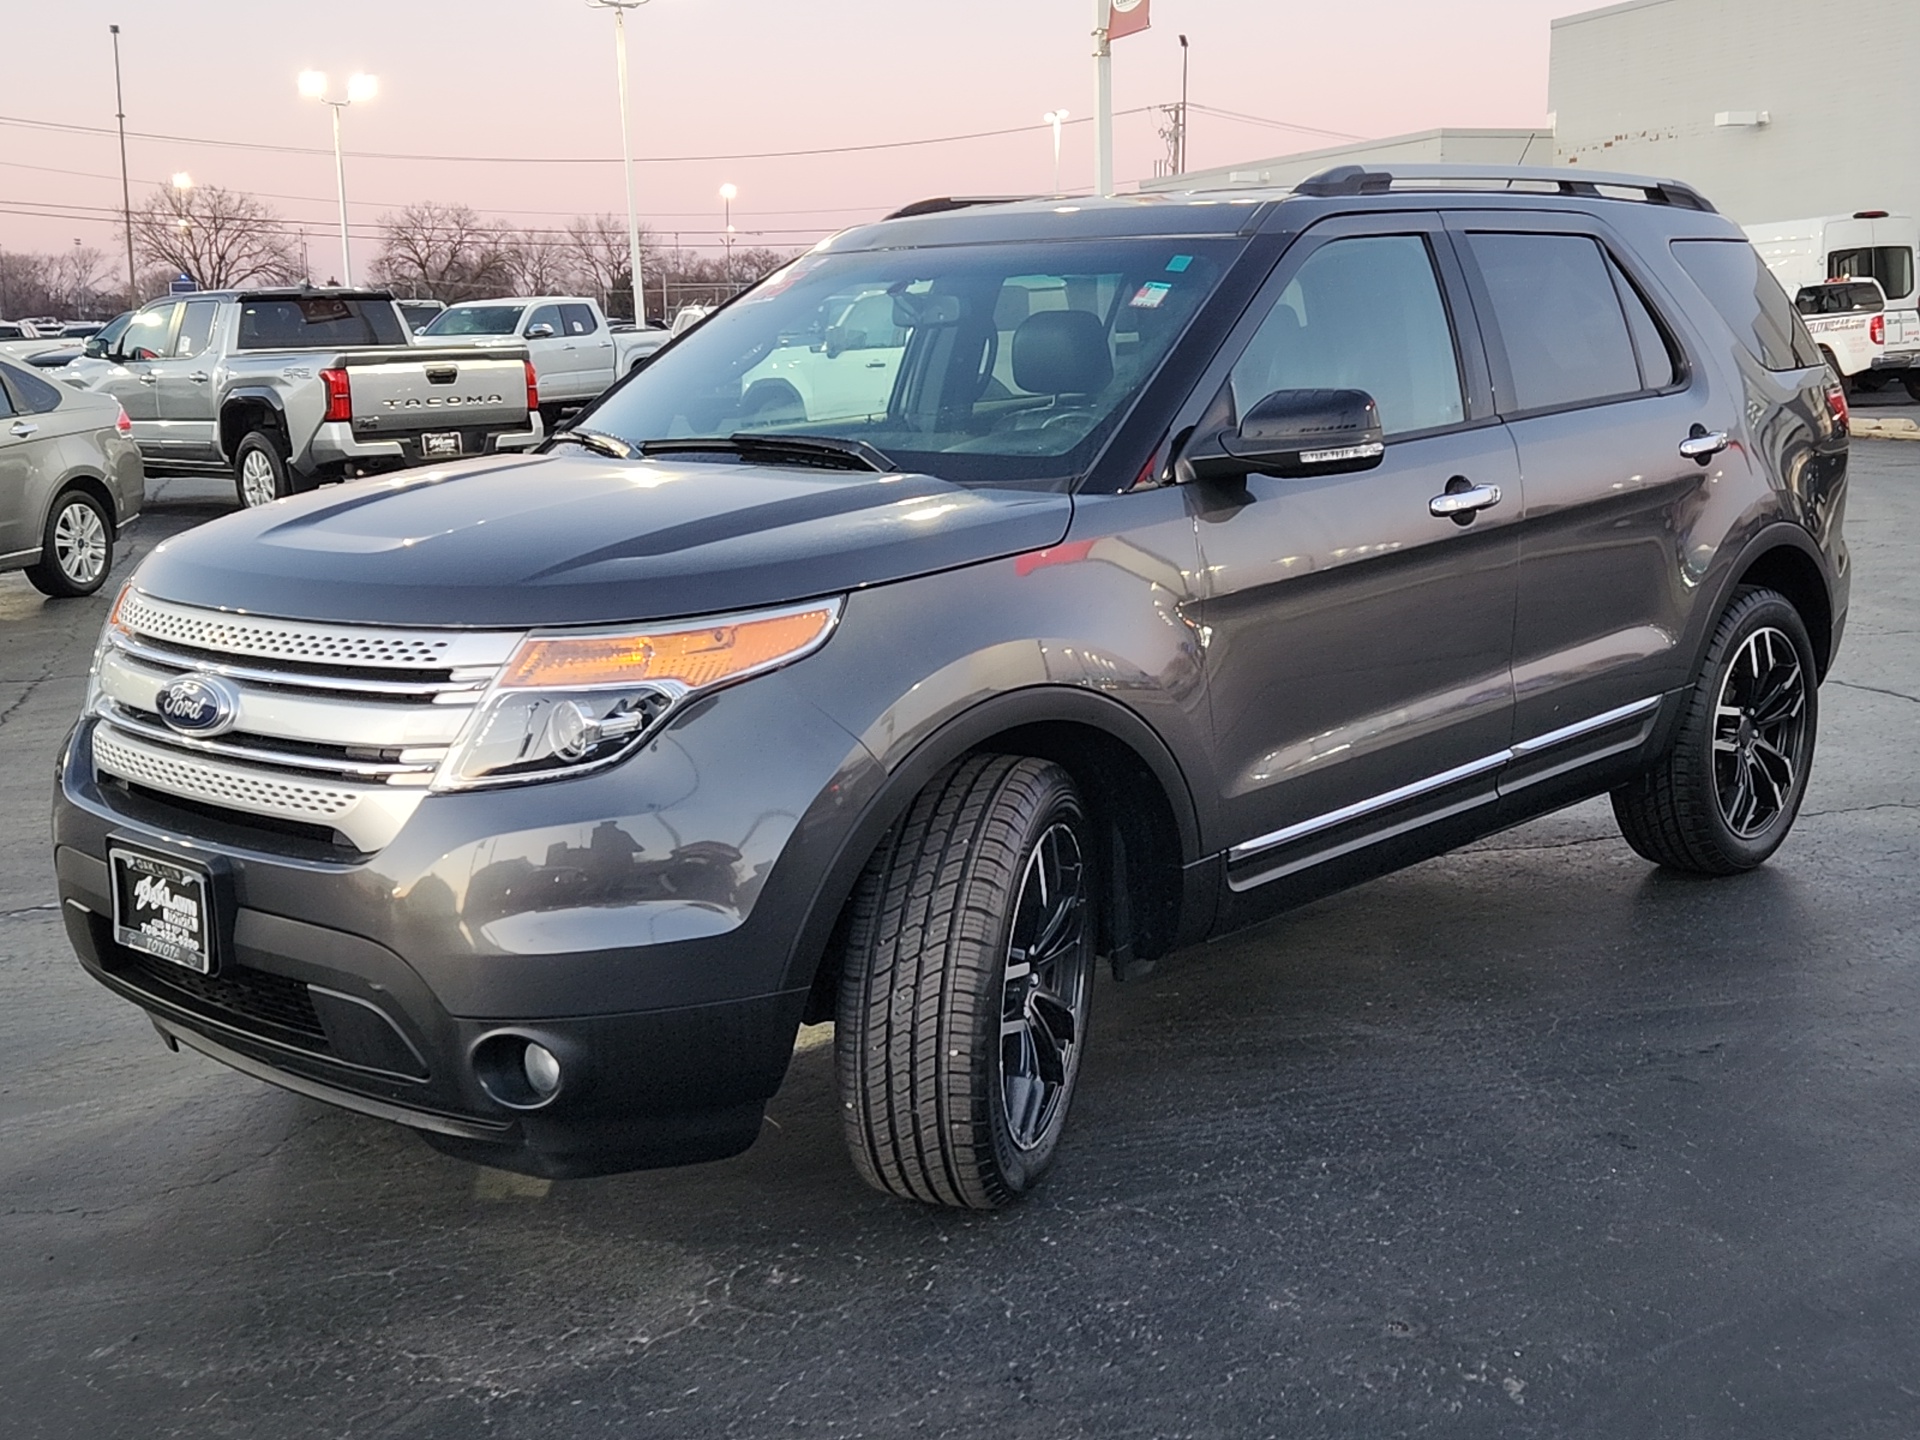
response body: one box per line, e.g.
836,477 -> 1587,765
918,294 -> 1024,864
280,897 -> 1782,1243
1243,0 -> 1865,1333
25,488 -> 113,598
1612,587 -> 1817,874
233,429 -> 295,509
836,755 -> 1096,1209
1904,372 -> 1920,404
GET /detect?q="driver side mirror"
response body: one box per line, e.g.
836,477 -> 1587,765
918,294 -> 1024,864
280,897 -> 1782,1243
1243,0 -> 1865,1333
525,323 -> 556,340
84,338 -> 107,360
1181,388 -> 1385,482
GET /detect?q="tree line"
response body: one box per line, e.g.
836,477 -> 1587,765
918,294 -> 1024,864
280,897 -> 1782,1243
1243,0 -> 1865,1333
4,184 -> 798,325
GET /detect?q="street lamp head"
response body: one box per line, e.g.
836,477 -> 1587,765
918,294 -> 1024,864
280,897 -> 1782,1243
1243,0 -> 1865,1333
171,172 -> 193,190
298,70 -> 329,100
719,183 -> 738,201
347,72 -> 378,104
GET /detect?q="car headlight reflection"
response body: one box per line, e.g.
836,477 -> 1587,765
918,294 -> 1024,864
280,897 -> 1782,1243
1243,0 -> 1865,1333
433,598 -> 842,790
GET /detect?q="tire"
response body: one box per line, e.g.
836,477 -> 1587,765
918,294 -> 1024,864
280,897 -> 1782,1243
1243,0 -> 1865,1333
1904,373 -> 1920,404
1612,587 -> 1818,875
836,754 -> 1097,1209
233,429 -> 295,509
1852,371 -> 1886,393
24,488 -> 113,598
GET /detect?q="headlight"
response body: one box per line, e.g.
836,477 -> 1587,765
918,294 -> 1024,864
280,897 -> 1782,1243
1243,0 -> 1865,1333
433,599 -> 841,790
82,583 -> 134,715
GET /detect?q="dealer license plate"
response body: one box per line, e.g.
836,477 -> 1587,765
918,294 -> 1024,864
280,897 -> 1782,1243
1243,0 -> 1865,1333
422,431 -> 462,457
109,847 -> 215,974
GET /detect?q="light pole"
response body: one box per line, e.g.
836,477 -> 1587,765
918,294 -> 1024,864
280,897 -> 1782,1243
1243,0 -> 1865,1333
170,173 -> 193,285
719,183 -> 737,286
1043,110 -> 1070,195
110,25 -> 136,304
299,70 -> 377,286
588,0 -> 650,323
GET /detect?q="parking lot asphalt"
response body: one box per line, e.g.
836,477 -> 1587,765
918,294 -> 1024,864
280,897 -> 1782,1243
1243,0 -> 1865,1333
3,448 -> 1918,1440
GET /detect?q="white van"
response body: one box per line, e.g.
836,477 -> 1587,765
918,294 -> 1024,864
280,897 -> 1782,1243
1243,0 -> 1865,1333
1745,211 -> 1920,397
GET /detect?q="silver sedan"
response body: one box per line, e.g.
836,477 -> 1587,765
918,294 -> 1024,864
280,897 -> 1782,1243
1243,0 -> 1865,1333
0,359 -> 143,598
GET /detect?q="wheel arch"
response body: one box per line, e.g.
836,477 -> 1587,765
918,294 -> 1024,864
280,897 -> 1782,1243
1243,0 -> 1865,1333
218,389 -> 289,462
789,686 -> 1206,1021
1728,529 -> 1836,678
45,471 -> 119,534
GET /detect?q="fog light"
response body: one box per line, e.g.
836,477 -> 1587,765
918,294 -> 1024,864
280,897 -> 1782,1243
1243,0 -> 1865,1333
522,1042 -> 562,1098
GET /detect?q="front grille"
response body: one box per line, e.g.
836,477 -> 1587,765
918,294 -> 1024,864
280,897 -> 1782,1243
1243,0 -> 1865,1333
90,593 -> 523,852
114,948 -> 329,1047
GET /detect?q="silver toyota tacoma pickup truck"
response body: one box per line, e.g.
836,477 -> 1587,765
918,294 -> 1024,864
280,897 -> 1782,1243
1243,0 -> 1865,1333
72,288 -> 544,509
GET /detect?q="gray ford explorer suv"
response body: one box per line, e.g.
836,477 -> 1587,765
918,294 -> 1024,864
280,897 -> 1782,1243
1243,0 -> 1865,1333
54,166 -> 1849,1209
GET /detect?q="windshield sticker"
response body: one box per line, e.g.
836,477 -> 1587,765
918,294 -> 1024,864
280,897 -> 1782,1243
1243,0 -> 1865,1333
1165,255 -> 1194,273
1129,281 -> 1172,309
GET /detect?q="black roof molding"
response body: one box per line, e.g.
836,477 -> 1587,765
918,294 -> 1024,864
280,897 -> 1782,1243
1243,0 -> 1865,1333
1293,163 -> 1717,214
885,195 -> 1041,220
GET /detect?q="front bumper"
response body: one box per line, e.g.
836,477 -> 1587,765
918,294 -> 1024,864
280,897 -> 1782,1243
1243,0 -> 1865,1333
53,675 -> 879,1176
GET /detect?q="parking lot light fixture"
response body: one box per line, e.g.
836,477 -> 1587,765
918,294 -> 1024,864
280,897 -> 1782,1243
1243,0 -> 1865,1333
170,172 -> 192,191
588,0 -> 652,324
1043,110 -> 1070,195
719,183 -> 737,283
298,70 -> 376,286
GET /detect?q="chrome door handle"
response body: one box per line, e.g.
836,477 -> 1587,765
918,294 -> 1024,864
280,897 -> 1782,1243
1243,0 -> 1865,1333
137,374 -> 157,385
1679,427 -> 1729,463
1429,483 -> 1503,520
188,371 -> 209,383
8,420 -> 37,438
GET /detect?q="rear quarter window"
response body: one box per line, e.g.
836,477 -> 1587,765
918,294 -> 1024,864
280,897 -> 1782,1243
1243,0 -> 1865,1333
1670,240 -> 1821,372
0,360 -> 65,414
236,298 -> 407,350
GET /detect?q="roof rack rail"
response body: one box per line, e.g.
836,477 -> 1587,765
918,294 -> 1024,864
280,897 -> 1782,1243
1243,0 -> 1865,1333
885,195 -> 1039,220
1292,163 -> 1717,215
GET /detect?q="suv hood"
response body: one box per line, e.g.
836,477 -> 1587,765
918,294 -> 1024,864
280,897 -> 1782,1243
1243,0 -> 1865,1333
133,453 -> 1074,627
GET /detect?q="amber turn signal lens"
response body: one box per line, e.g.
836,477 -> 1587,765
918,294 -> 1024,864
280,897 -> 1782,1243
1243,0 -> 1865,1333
499,605 -> 838,692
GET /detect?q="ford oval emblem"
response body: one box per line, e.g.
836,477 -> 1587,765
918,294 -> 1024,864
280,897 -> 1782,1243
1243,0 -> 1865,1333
154,674 -> 240,737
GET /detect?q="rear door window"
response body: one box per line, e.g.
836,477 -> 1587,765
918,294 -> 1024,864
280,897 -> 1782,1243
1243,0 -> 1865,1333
1671,239 -> 1822,372
1465,233 -> 1645,413
559,303 -> 600,337
1229,234 -> 1466,437
173,300 -> 219,358
1828,245 -> 1914,301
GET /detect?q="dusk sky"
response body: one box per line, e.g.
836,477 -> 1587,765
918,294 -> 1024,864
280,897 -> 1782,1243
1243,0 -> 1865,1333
4,0 -> 1582,279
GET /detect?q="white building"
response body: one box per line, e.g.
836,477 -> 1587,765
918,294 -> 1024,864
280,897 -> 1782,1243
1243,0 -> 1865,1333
1137,128 -> 1554,195
1550,0 -> 1920,224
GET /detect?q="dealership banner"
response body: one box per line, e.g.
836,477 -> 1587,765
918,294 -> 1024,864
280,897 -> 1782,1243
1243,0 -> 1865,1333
1109,0 -> 1150,40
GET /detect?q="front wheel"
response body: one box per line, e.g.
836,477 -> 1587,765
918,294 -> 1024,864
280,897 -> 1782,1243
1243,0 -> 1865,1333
836,755 -> 1096,1209
1612,587 -> 1818,874
25,489 -> 113,598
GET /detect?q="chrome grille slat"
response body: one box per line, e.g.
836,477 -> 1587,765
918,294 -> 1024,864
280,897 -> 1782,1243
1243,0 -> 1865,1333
92,592 -> 521,851
116,592 -> 515,671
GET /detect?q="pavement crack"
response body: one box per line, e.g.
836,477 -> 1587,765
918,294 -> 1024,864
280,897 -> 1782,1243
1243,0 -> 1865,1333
0,661 -> 54,731
1830,679 -> 1920,706
1803,801 -> 1920,819
0,902 -> 60,921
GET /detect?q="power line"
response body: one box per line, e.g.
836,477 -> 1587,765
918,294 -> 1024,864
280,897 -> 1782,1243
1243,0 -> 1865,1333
1185,104 -> 1361,141
0,107 -> 1163,166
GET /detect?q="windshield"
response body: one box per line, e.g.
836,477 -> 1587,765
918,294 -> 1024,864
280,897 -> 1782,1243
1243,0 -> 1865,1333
581,239 -> 1232,485
423,305 -> 526,338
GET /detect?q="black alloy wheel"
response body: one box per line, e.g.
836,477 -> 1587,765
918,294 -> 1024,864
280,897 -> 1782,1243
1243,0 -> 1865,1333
1613,587 -> 1819,874
837,754 -> 1097,1209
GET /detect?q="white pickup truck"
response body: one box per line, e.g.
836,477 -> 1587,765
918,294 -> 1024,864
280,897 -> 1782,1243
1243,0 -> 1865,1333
420,296 -> 670,419
1793,279 -> 1887,390
1746,211 -> 1920,398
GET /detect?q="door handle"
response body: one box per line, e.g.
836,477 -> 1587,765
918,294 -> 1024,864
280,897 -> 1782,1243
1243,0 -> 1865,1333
137,374 -> 158,385
188,371 -> 209,383
1429,481 -> 1502,522
8,420 -> 37,439
1679,426 -> 1729,463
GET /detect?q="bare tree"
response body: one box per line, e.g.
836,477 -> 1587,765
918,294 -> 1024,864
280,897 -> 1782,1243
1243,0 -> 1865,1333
132,184 -> 301,290
565,213 -> 652,316
49,245 -> 110,314
507,229 -> 576,295
370,203 -> 518,303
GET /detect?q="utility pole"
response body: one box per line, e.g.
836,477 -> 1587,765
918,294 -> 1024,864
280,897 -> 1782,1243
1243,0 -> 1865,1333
1178,33 -> 1190,174
1092,0 -> 1113,196
110,25 -> 136,305
588,0 -> 650,323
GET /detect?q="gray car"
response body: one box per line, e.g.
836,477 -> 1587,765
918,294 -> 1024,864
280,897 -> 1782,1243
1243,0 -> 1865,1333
0,360 -> 142,598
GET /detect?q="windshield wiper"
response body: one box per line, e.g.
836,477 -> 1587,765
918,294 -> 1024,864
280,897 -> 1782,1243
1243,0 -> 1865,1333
548,428 -> 635,459
638,433 -> 896,473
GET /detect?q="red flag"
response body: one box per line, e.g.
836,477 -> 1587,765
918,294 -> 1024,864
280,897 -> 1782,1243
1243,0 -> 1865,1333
1108,0 -> 1150,41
